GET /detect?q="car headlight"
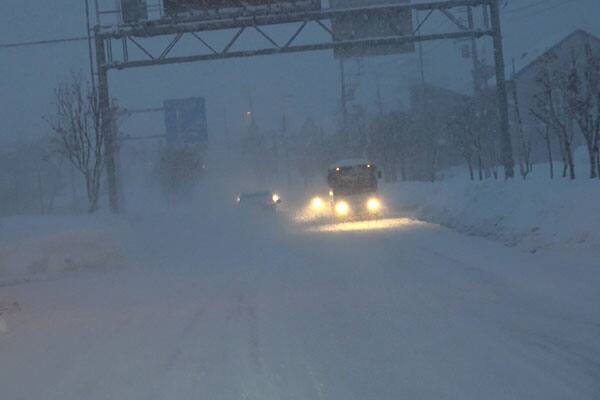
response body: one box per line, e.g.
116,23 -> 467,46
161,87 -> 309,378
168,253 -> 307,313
311,197 -> 324,210
335,201 -> 350,216
367,198 -> 381,213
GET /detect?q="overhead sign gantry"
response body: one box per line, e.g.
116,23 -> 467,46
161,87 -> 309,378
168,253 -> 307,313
93,0 -> 514,212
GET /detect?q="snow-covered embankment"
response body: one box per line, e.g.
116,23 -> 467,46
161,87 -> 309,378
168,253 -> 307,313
0,216 -> 127,279
385,165 -> 600,254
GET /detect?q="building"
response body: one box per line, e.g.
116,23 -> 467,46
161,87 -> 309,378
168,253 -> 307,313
507,29 -> 600,164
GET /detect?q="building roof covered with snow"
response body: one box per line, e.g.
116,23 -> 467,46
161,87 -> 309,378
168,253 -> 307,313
510,29 -> 600,81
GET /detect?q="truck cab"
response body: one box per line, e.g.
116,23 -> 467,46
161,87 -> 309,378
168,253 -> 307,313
326,159 -> 383,219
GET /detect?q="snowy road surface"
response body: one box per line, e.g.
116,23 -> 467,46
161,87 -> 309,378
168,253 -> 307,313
1,209 -> 599,400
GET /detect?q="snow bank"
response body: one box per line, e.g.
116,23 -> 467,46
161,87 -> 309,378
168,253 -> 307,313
384,155 -> 600,253
0,215 -> 127,278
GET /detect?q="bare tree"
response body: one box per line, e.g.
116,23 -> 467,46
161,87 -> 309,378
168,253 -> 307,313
409,110 -> 445,183
47,74 -> 106,213
368,111 -> 413,182
510,79 -> 533,179
535,123 -> 555,179
530,52 -> 576,180
449,99 -> 478,180
568,40 -> 600,179
394,113 -> 418,182
484,136 -> 500,180
297,118 -> 326,188
476,92 -> 501,180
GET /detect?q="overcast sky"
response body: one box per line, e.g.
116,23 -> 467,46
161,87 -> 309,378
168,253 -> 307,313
1,0 -> 599,148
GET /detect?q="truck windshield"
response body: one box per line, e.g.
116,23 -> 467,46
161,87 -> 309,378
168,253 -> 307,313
327,165 -> 378,196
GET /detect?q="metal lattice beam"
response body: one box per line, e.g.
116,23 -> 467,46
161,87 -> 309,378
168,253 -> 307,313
190,32 -> 218,54
96,0 -> 491,39
441,9 -> 469,31
97,1 -> 497,71
109,30 -> 492,70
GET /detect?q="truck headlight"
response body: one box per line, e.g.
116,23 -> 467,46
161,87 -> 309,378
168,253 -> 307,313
367,198 -> 381,213
335,201 -> 350,216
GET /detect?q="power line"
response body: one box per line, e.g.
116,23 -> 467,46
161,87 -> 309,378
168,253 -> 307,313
0,36 -> 88,49
505,0 -> 578,21
504,0 -> 560,14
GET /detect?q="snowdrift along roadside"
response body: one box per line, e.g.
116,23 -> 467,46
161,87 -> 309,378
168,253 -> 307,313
0,215 -> 127,278
384,165 -> 600,254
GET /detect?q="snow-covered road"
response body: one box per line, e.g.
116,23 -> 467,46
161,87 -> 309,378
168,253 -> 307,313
1,208 -> 599,400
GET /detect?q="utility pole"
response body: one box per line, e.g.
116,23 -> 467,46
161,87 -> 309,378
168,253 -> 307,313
467,6 -> 481,96
84,0 -> 96,92
223,108 -> 231,159
95,36 -> 120,212
481,3 -> 491,89
271,129 -> 280,185
93,0 -> 100,24
37,171 -> 45,215
112,100 -> 126,211
339,59 -> 349,142
489,0 -> 515,179
416,11 -> 426,85
511,58 -> 529,178
70,163 -> 78,212
375,77 -> 384,115
248,92 -> 254,114
282,114 -> 292,188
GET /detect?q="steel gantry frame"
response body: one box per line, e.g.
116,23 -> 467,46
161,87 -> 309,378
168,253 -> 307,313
93,0 -> 514,212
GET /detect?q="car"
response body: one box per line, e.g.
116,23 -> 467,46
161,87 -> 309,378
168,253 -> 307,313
235,191 -> 282,212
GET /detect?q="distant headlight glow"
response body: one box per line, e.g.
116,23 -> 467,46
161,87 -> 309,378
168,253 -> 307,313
272,194 -> 280,203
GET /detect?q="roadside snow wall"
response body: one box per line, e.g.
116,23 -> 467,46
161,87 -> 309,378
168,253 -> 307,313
0,216 -> 127,278
384,158 -> 600,254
